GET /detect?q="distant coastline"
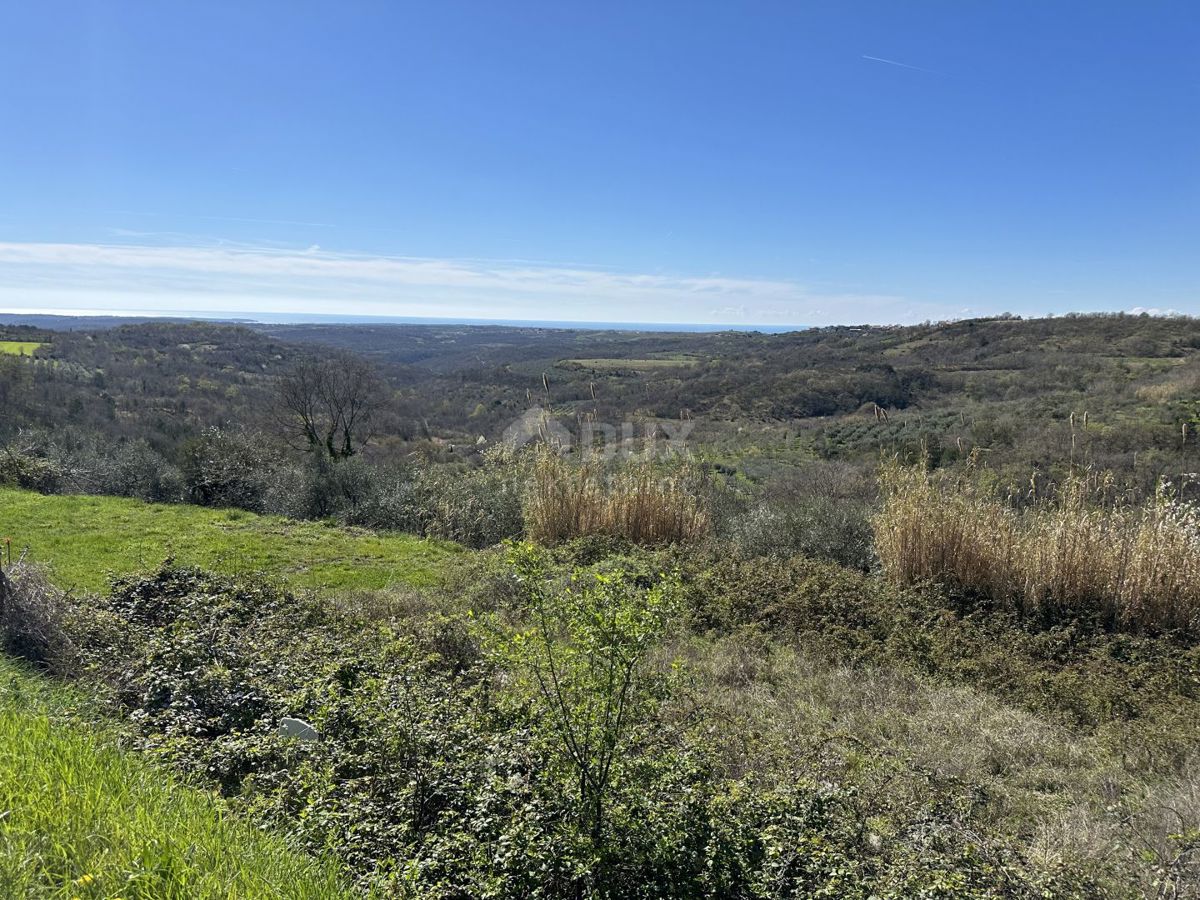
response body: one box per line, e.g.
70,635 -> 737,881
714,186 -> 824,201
0,310 -> 806,334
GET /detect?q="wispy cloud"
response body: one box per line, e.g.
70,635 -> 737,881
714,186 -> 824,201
0,240 -> 959,326
861,54 -> 937,75
191,214 -> 338,228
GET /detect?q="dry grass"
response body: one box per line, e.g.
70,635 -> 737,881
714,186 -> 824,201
0,561 -> 78,670
524,448 -> 711,545
672,630 -> 1200,896
873,461 -> 1200,634
1135,359 -> 1200,404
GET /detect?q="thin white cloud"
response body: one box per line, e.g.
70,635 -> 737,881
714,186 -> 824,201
192,214 -> 337,228
861,54 -> 937,75
0,240 -> 959,326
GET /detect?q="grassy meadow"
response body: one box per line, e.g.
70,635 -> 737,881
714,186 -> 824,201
0,487 -> 461,595
564,355 -> 699,370
0,656 -> 351,899
0,341 -> 42,356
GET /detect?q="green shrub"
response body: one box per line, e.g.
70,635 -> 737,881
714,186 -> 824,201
0,446 -> 62,493
21,560 -> 1093,897
349,449 -> 525,547
179,427 -> 285,511
286,453 -> 380,520
727,498 -> 874,569
99,439 -> 185,502
492,543 -> 680,863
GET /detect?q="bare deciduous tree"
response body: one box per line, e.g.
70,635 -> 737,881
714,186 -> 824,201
276,352 -> 386,459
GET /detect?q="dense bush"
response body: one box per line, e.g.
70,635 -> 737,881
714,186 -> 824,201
725,462 -> 875,569
280,454 -> 380,521
179,427 -> 290,511
60,436 -> 185,502
347,449 -> 525,547
0,439 -> 63,493
1,559 -> 1095,898
0,432 -> 186,502
92,438 -> 185,502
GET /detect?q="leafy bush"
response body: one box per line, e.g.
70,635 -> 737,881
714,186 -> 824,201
96,439 -> 185,502
23,560 -> 1093,897
44,435 -> 187,502
721,461 -> 875,569
492,543 -> 679,862
347,448 -> 525,547
179,427 -> 285,511
283,454 -> 380,520
0,445 -> 62,493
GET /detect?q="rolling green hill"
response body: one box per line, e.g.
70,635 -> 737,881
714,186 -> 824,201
0,488 -> 462,595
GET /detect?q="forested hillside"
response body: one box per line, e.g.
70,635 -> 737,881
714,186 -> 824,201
4,312 -> 1198,480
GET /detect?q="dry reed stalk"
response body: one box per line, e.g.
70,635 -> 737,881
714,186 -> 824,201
524,448 -> 710,546
874,461 -> 1200,635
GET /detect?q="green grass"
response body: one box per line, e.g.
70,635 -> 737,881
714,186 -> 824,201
0,341 -> 42,357
565,355 -> 698,370
0,488 -> 463,595
0,656 -> 351,899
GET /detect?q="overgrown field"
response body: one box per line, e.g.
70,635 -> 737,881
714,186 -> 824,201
0,655 -> 351,899
3,522 -> 1200,896
0,487 -> 461,594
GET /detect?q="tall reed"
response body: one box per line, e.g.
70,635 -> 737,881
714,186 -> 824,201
524,448 -> 711,545
873,461 -> 1200,635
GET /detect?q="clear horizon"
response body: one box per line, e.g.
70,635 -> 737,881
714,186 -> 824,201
0,306 -> 807,333
1,3 -> 1196,325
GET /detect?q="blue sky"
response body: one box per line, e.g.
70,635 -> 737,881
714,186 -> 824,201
0,1 -> 1196,326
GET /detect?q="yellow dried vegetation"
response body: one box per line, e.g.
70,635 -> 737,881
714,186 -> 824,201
524,447 -> 711,546
873,459 -> 1200,634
